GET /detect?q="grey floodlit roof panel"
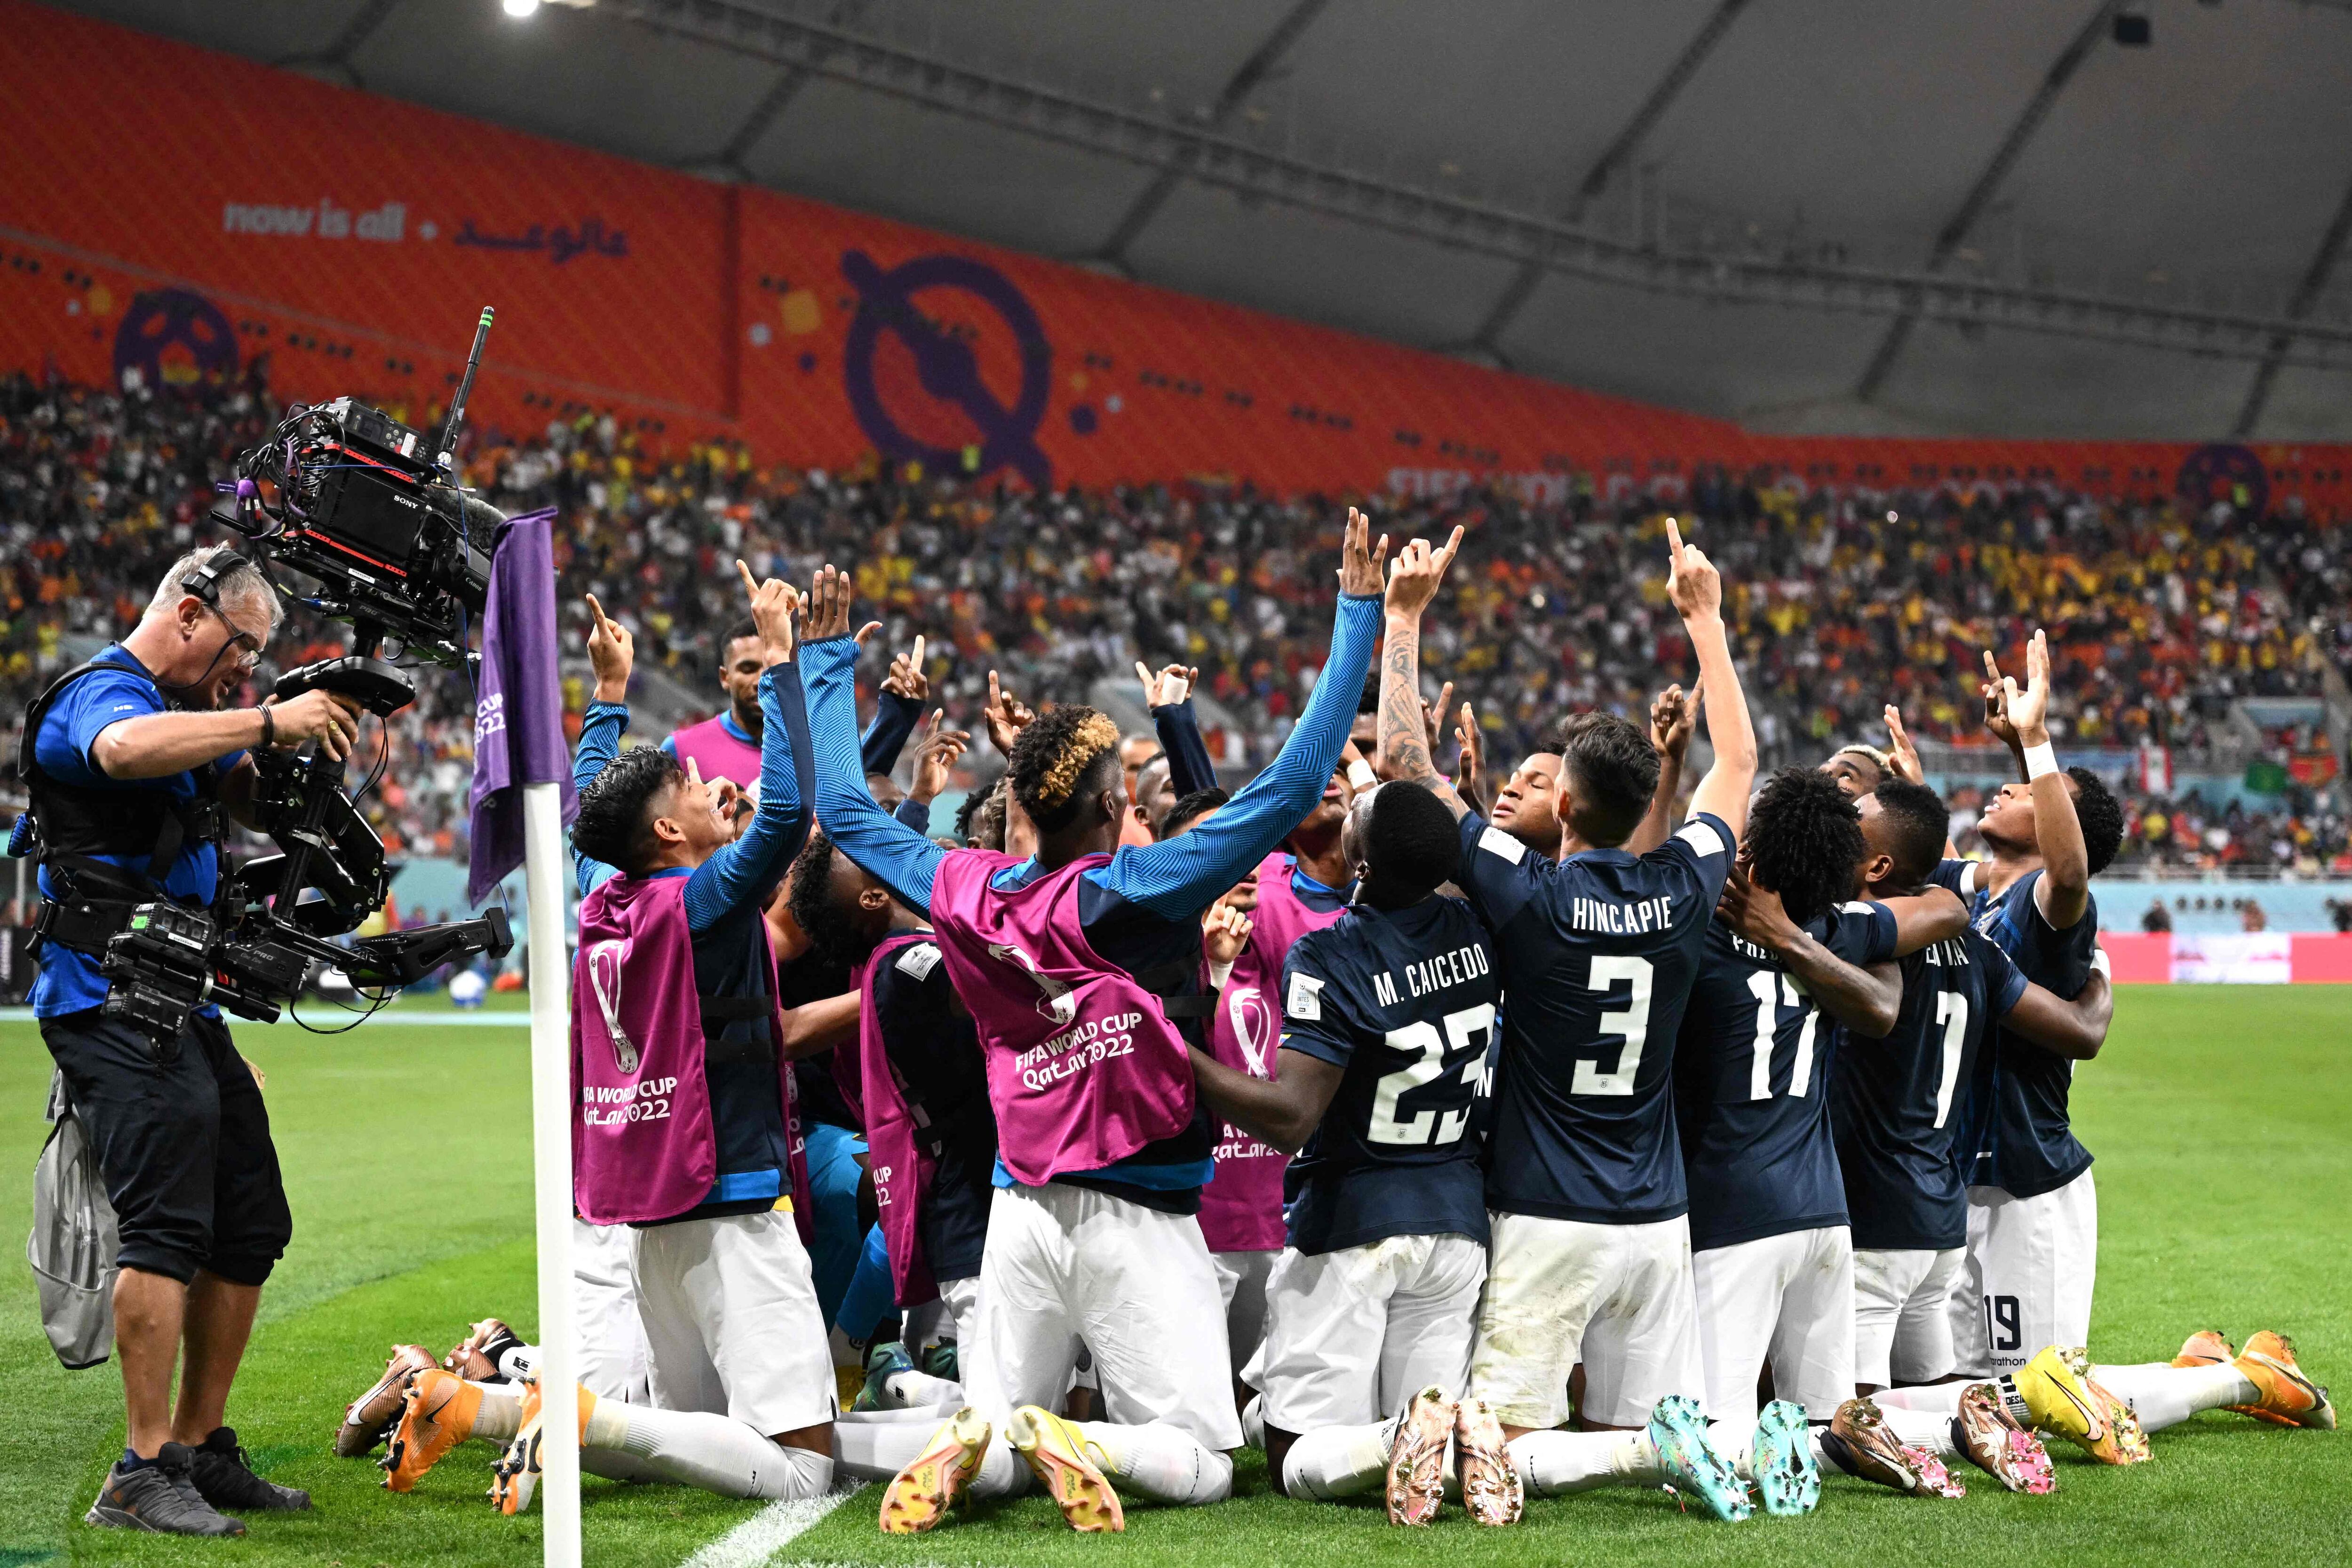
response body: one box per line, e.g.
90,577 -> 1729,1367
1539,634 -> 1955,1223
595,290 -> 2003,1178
1875,320 -> 2250,443
755,74 -> 1158,260
44,0 -> 370,62
2247,363 -> 2352,446
1121,177 -> 1523,351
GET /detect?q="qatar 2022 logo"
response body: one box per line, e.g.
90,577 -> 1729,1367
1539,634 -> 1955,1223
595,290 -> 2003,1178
113,288 -> 238,390
840,249 -> 1053,489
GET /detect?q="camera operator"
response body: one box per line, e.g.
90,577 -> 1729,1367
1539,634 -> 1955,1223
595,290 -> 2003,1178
24,543 -> 359,1536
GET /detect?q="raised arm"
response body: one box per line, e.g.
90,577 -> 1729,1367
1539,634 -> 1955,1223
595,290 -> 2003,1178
1103,511 -> 1386,920
572,594 -> 634,897
1882,886 -> 1968,955
803,567 -> 946,917
1668,522 -> 1757,841
1627,680 -> 1700,856
862,635 -> 928,776
1721,866 -> 1903,1039
1141,663 -> 1217,797
1995,631 -> 2091,931
683,565 -> 816,929
1376,524 -> 1466,817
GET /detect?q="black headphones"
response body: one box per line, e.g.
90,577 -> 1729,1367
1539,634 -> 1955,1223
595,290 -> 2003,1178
181,549 -> 253,609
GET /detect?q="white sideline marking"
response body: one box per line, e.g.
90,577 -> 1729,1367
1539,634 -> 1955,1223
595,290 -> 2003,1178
679,1485 -> 862,1568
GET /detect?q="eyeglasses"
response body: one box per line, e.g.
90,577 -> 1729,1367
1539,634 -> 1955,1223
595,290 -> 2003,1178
205,602 -> 264,672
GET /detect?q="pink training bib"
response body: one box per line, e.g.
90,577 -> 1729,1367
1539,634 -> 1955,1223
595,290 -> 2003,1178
853,932 -> 940,1306
1199,852 -> 1346,1251
929,849 -> 1197,1186
572,872 -> 813,1237
668,712 -> 763,796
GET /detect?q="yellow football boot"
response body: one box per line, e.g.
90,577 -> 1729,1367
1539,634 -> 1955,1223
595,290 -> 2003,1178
879,1407 -> 992,1534
2004,1346 -> 2149,1464
1006,1404 -> 1123,1533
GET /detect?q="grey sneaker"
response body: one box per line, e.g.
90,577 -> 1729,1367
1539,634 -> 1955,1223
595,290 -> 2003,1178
191,1427 -> 312,1511
86,1444 -> 246,1535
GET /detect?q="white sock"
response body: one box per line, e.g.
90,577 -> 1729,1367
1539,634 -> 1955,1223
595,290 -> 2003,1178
1076,1421 -> 1233,1504
581,1400 -> 832,1500
1874,1383 -> 1967,1416
1241,1395 -> 1266,1451
875,1369 -> 964,1409
1507,1430 -> 1661,1496
582,1449 -> 665,1484
2091,1362 -> 2257,1433
1280,1419 -> 1394,1500
1881,1405 -> 1960,1461
469,1382 -> 525,1443
831,1417 -> 1025,1497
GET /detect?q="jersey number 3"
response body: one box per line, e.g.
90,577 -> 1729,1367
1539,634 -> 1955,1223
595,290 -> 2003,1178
1573,955 -> 1653,1097
1370,1004 -> 1496,1146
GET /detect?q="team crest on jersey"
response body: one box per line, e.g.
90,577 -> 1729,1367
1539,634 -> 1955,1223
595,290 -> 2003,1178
585,939 -> 639,1074
986,939 -> 1079,1025
1225,984 -> 1277,1077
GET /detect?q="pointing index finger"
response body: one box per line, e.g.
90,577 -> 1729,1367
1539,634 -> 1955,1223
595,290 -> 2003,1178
1665,517 -> 1686,566
736,558 -> 759,597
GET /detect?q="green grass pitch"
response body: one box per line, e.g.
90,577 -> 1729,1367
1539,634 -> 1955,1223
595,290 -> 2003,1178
2,985 -> 2346,1565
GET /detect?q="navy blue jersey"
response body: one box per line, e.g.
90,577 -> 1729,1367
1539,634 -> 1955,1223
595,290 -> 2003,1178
1932,861 -> 2100,1199
869,938 -> 996,1284
1832,927 -> 2026,1251
1674,900 -> 1898,1250
1455,811 -> 1736,1224
1278,896 -> 1499,1255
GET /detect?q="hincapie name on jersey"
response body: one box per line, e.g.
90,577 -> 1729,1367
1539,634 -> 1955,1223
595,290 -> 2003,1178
1569,894 -> 1676,936
1371,941 -> 1491,1006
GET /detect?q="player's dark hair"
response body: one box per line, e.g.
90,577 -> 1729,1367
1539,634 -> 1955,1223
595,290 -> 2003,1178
1007,705 -> 1122,832
1556,711 -> 1659,847
1362,780 -> 1462,907
953,782 -> 991,843
1871,778 -> 1950,888
785,829 -> 863,968
2066,766 -> 2125,877
1359,669 -> 1381,715
721,616 -> 759,656
1744,767 -> 1866,925
572,743 -> 682,876
1160,786 -> 1230,839
966,780 -> 1009,850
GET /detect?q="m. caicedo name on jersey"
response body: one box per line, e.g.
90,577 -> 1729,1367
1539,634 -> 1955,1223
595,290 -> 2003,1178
1370,941 -> 1493,1008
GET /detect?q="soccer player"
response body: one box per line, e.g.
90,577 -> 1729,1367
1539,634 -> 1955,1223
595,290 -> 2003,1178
803,513 -> 1386,1533
1933,637 -> 2126,1381
1671,768 -> 1971,1496
666,620 -> 925,798
1377,522 -> 1764,1522
785,829 -> 994,1418
1827,778 -> 2116,1489
388,570 -> 843,1510
1186,780 -> 1517,1526
1191,746 -> 1359,1385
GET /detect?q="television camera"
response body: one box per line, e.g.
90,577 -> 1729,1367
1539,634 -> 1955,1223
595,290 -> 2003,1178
95,310 -> 520,1040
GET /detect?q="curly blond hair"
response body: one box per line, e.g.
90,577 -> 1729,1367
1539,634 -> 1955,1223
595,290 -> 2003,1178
1008,707 -> 1122,830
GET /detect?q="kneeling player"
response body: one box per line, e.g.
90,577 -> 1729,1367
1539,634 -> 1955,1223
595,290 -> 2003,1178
1189,782 -> 1516,1527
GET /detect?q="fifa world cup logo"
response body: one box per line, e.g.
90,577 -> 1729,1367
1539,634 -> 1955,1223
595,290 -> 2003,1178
586,940 -> 638,1074
986,940 -> 1078,1026
1226,985 -> 1276,1078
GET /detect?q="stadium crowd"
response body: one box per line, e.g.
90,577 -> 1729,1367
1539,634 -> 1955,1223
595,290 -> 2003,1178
5,368 -> 2349,873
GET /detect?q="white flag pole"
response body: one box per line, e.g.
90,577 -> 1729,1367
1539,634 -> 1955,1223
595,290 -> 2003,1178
523,780 -> 580,1567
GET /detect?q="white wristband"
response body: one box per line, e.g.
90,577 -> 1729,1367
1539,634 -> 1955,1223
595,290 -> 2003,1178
1346,759 -> 1378,791
2022,741 -> 2059,780
2091,949 -> 2112,978
1208,959 -> 1236,991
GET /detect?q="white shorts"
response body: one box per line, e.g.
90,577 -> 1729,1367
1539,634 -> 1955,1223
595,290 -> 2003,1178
629,1207 -> 836,1437
1948,1171 -> 2098,1377
1211,1250 -> 1277,1375
1691,1226 -> 1853,1432
938,1274 -> 983,1350
963,1183 -> 1242,1450
1253,1233 -> 1486,1434
574,1217 -> 651,1405
1852,1246 -> 1963,1387
1469,1211 -> 1701,1430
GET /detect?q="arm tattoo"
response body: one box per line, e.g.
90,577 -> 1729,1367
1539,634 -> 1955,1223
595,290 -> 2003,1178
1380,622 -> 1437,783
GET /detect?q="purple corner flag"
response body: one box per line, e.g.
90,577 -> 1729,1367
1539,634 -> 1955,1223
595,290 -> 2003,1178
468,508 -> 575,907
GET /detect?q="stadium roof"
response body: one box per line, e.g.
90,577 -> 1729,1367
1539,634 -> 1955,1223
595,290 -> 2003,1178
54,0 -> 2352,443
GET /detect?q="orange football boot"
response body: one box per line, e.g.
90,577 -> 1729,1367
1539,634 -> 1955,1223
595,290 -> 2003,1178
2233,1332 -> 2336,1430
381,1369 -> 483,1491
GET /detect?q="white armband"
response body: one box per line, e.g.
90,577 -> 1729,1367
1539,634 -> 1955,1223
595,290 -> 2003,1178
2023,741 -> 2059,780
1347,758 -> 1378,792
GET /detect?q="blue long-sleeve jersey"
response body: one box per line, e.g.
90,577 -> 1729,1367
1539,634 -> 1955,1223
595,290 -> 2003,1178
571,662 -> 816,1222
802,592 -> 1382,1207
1152,698 -> 1218,798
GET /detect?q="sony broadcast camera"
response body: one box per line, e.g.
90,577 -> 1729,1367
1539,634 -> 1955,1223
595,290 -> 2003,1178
94,311 -> 518,1040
